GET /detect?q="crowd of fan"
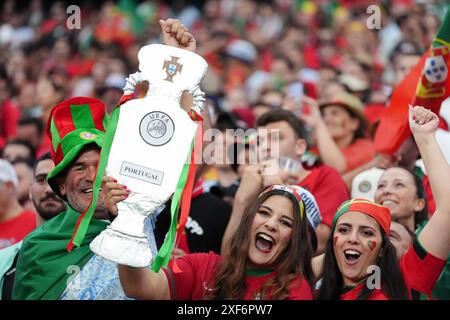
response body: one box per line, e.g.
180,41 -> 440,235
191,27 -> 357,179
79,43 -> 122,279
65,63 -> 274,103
0,0 -> 449,300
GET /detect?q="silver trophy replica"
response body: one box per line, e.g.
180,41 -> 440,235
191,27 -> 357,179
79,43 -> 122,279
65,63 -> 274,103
90,44 -> 208,267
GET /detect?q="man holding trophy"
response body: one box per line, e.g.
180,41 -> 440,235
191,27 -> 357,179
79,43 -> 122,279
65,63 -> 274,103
11,19 -> 207,300
88,19 -> 208,269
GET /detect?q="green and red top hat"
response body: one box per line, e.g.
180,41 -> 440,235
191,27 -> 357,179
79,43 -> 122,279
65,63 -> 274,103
46,97 -> 108,199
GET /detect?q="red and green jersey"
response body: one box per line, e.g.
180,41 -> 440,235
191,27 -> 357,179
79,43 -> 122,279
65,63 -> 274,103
340,239 -> 446,300
163,252 -> 313,300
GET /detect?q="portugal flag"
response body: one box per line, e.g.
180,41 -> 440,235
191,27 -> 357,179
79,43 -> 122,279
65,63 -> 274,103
375,7 -> 450,155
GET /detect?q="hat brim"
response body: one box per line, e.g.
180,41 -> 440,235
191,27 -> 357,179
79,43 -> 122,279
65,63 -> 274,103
97,85 -> 124,96
47,138 -> 103,200
319,101 -> 367,126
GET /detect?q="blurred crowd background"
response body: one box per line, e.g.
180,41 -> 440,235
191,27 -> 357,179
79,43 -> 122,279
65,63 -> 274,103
0,0 -> 449,218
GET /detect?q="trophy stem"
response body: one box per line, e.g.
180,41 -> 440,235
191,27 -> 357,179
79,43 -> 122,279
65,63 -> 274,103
90,226 -> 152,267
90,197 -> 159,267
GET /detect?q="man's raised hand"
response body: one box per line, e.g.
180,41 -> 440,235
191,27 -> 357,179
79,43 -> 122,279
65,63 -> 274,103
159,18 -> 196,52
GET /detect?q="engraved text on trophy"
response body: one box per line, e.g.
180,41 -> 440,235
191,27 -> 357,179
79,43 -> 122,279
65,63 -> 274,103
120,161 -> 164,185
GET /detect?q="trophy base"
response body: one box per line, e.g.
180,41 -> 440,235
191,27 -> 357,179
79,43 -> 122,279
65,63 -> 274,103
90,226 -> 153,268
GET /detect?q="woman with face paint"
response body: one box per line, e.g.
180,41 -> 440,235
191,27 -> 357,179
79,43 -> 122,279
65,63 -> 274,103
316,106 -> 449,300
105,184 -> 314,300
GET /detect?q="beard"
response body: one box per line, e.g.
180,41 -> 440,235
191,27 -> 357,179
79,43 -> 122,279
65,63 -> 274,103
67,190 -> 108,220
32,194 -> 66,221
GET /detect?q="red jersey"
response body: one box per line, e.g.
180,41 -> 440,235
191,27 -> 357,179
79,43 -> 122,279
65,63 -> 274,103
340,239 -> 446,300
0,99 -> 20,150
299,166 -> 350,227
163,252 -> 313,300
0,210 -> 36,249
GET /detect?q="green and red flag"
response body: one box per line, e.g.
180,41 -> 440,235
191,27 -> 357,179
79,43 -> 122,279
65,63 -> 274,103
118,0 -> 146,37
375,6 -> 450,155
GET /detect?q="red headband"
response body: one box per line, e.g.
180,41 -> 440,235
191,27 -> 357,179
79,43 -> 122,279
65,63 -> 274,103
333,199 -> 391,235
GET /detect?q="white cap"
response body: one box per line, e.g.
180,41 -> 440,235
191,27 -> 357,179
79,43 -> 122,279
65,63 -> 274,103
0,159 -> 19,188
225,39 -> 257,64
338,73 -> 369,92
103,73 -> 126,91
351,167 -> 385,201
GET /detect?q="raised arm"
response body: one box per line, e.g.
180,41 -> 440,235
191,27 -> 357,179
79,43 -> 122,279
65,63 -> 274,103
300,97 -> 347,173
220,164 -> 263,256
118,265 -> 170,300
220,160 -> 301,255
410,105 -> 450,259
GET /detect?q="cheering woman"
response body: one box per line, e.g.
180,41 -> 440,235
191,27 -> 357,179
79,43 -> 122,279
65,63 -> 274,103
316,106 -> 449,299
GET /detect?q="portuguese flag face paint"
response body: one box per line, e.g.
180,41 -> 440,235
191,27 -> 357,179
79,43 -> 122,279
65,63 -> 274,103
333,236 -> 339,246
367,240 -> 377,251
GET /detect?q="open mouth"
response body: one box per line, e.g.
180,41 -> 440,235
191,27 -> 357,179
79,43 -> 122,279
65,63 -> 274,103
255,232 -> 275,254
380,199 -> 397,206
344,249 -> 361,265
82,188 -> 93,194
81,187 -> 102,194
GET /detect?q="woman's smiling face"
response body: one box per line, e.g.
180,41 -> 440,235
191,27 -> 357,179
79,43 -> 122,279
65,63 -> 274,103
333,211 -> 383,286
374,167 -> 424,227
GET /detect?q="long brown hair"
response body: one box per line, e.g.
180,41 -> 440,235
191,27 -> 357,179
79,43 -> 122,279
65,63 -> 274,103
318,229 -> 409,300
207,188 -> 314,299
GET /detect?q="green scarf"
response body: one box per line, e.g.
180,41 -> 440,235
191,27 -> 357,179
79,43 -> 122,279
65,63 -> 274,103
12,206 -> 108,300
